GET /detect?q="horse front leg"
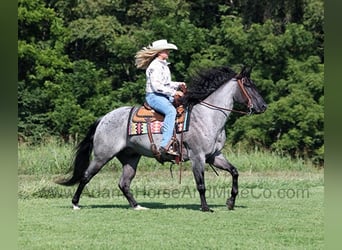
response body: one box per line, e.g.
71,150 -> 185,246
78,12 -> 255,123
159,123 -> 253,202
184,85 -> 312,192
207,152 -> 239,210
191,156 -> 213,212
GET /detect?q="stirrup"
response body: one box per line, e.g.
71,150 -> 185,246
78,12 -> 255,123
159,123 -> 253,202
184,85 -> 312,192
159,147 -> 179,156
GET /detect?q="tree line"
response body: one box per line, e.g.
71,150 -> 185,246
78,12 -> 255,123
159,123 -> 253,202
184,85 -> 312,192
18,0 -> 324,165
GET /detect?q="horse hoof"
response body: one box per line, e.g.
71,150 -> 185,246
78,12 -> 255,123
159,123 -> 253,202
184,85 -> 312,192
72,204 -> 81,210
133,205 -> 149,211
227,199 -> 235,210
201,207 -> 214,212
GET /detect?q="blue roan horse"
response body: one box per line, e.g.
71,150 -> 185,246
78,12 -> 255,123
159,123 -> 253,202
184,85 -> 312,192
56,66 -> 267,212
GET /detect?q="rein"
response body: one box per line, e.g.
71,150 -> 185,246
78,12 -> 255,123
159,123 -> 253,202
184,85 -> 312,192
199,78 -> 253,115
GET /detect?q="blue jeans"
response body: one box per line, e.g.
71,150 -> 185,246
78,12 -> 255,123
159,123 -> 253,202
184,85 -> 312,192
146,92 -> 176,148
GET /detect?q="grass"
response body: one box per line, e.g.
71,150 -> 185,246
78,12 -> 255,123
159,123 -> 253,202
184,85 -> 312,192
18,139 -> 317,175
18,170 -> 324,249
18,141 -> 324,249
18,188 -> 323,249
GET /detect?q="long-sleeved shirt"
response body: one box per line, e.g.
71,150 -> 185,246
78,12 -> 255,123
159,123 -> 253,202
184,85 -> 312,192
145,58 -> 181,97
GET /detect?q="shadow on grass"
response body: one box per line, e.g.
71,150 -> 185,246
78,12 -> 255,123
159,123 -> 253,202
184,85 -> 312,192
61,202 -> 248,211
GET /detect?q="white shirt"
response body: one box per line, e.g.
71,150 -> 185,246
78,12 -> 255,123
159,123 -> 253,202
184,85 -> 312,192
145,58 -> 180,97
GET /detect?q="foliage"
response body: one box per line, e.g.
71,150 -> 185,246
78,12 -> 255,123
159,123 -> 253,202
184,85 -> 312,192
18,0 -> 324,164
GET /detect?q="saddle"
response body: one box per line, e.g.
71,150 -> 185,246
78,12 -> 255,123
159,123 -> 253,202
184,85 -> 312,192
128,103 -> 190,164
129,84 -> 188,164
132,102 -> 186,124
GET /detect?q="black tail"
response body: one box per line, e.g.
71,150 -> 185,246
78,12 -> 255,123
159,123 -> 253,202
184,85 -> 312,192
55,117 -> 102,186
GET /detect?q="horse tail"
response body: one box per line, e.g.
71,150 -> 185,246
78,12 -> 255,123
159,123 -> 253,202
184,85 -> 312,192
56,117 -> 102,186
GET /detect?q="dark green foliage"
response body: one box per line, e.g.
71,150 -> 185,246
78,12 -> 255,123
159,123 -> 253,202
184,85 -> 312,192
18,0 -> 324,164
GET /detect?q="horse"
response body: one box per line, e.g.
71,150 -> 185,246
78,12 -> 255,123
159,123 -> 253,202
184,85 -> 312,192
56,66 -> 267,212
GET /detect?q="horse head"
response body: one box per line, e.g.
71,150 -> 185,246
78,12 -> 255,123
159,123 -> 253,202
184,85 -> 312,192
235,66 -> 267,114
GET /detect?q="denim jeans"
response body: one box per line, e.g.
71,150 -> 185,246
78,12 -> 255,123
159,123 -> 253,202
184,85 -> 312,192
146,92 -> 176,148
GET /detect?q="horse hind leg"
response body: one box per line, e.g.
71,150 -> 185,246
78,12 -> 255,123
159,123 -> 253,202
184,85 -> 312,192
207,152 -> 239,210
117,151 -> 146,210
190,155 -> 213,212
71,158 -> 109,209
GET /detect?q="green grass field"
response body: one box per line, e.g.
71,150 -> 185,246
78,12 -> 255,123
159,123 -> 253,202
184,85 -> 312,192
18,142 -> 324,249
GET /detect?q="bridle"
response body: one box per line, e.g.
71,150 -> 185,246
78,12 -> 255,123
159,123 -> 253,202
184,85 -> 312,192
200,77 -> 254,115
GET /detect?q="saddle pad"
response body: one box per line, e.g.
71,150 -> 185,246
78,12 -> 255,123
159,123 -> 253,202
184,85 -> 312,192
128,106 -> 190,136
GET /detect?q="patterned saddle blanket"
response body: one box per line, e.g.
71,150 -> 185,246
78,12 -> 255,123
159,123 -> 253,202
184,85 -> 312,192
128,104 -> 190,135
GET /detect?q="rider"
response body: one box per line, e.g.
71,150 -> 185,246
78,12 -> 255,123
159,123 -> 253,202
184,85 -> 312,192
135,39 -> 186,156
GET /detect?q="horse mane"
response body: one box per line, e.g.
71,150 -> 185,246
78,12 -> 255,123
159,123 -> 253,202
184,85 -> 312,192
184,66 -> 237,105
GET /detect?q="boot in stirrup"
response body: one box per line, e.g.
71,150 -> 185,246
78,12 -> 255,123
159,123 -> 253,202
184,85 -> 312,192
159,140 -> 179,156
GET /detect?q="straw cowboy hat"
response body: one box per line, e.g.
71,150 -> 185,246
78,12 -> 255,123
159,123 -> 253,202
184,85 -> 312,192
150,39 -> 178,50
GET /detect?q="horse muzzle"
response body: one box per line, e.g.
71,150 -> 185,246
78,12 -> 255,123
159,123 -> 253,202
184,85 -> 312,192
251,103 -> 267,114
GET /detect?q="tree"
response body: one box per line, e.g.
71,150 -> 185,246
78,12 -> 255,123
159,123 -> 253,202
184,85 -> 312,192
18,0 -> 72,141
228,56 -> 323,164
18,0 -> 324,164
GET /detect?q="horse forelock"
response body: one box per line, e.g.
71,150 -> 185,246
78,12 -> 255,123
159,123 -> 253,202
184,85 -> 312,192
184,66 -> 236,105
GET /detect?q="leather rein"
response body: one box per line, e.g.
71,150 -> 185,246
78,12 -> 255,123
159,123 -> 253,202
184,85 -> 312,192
199,78 -> 254,115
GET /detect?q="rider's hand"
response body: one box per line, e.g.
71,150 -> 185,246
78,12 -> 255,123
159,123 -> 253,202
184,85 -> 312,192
175,90 -> 184,97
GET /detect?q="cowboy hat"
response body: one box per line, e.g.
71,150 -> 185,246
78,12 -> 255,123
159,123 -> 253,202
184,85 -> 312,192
150,39 -> 178,50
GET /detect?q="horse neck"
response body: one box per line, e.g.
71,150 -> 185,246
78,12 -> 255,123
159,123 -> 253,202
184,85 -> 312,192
192,79 -> 238,125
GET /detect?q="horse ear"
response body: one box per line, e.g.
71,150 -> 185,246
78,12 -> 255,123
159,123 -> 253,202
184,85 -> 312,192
240,65 -> 252,77
239,66 -> 247,77
247,66 -> 253,77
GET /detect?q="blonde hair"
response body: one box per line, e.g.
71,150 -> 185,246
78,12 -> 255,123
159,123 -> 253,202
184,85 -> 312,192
135,46 -> 161,70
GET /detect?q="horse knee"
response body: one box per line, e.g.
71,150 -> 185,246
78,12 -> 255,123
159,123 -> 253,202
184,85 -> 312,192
80,171 -> 93,183
118,180 -> 130,193
231,167 -> 239,178
197,184 -> 206,194
80,162 -> 104,184
118,181 -> 125,191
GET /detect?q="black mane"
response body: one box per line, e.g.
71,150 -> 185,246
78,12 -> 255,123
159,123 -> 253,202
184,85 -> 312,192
184,66 -> 237,105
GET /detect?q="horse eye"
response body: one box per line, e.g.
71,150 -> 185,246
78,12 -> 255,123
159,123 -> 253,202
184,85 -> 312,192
243,79 -> 251,87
